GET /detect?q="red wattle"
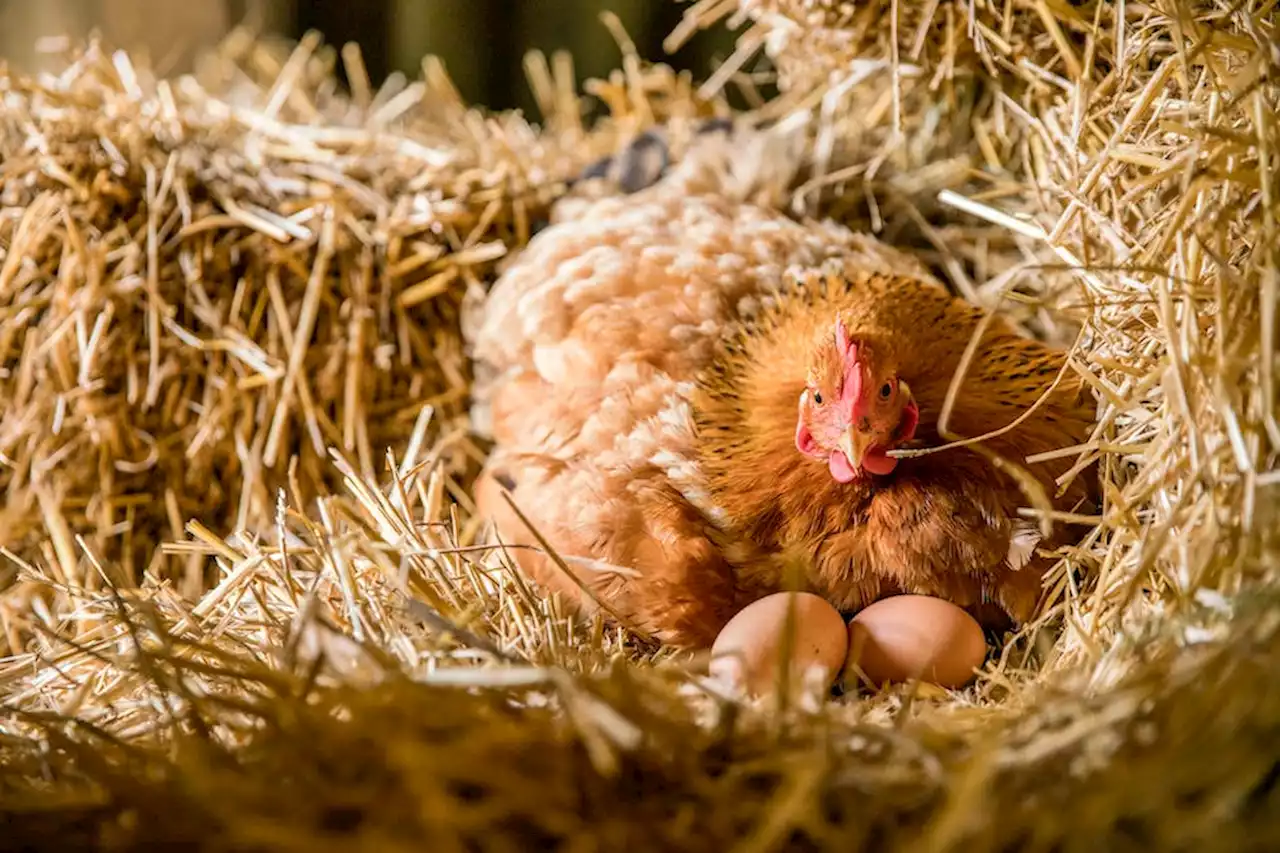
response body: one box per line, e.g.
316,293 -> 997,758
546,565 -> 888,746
862,448 -> 898,476
828,450 -> 857,483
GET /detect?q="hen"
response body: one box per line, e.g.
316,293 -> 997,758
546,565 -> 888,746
465,124 -> 1096,649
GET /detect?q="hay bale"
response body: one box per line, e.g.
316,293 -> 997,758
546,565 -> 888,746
1,3 -> 1279,851
678,0 -> 1280,675
0,32 -> 603,605
4,596 -> 1280,852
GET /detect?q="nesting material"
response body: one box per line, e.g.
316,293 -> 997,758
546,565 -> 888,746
0,32 -> 610,608
1,2 -> 1278,851
679,0 -> 1280,678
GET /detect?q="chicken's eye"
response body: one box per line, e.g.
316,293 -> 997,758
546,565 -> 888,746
812,391 -> 824,405
879,382 -> 893,399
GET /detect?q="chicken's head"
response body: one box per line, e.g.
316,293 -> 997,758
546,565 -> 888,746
793,318 -> 919,483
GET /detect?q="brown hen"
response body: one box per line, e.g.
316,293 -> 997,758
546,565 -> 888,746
466,125 -> 1097,649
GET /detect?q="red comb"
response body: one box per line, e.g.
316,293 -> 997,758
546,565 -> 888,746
834,318 -> 856,360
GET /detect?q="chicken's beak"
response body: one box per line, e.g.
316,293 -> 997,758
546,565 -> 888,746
837,428 -> 874,472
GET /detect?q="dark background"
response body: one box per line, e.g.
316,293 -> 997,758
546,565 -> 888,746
282,1 -> 740,113
0,1 -> 742,115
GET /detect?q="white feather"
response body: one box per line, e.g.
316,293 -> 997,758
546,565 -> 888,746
1006,521 -> 1042,571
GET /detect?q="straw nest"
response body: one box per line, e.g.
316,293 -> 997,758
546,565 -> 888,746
2,2 -> 1279,850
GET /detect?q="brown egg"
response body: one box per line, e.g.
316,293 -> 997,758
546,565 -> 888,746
709,592 -> 848,697
845,595 -> 988,689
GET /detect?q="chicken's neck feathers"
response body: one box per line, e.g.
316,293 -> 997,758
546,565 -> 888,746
692,270 -> 1096,544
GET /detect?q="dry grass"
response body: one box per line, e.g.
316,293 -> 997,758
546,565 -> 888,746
677,0 -> 1280,680
1,1 -> 1278,849
0,28 -> 691,616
